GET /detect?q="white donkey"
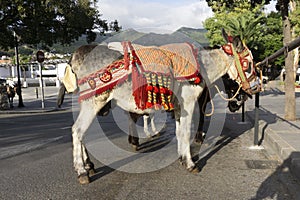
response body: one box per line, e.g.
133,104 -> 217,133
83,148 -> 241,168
66,30 -> 259,184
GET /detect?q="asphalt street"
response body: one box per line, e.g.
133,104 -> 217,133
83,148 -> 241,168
0,86 -> 299,199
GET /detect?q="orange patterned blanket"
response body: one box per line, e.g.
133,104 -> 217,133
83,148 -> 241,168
128,42 -> 201,110
130,42 -> 199,81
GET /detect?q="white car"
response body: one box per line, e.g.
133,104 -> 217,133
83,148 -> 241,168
35,65 -> 57,77
281,65 -> 300,82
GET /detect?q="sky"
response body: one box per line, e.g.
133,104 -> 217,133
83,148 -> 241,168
97,0 -> 277,33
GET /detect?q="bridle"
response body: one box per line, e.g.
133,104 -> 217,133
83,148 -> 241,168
221,42 -> 261,95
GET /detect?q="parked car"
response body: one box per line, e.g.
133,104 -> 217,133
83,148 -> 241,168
281,65 -> 300,82
35,65 -> 57,77
0,78 -> 6,86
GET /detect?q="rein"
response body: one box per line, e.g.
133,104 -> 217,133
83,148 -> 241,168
203,84 -> 242,117
202,88 -> 214,117
214,84 -> 242,101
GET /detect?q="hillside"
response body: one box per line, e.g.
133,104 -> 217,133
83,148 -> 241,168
0,27 -> 209,57
176,27 -> 209,45
49,27 -> 209,53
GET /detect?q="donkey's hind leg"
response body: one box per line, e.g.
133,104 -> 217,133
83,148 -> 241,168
194,86 -> 209,144
143,115 -> 152,138
72,101 -> 98,184
128,112 -> 140,151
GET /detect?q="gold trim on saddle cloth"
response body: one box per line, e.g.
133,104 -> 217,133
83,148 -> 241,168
77,59 -> 129,102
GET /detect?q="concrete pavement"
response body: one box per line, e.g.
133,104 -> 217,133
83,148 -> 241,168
246,80 -> 300,182
0,86 -> 72,114
1,82 -> 300,183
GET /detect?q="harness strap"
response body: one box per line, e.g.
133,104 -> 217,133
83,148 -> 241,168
230,44 -> 252,94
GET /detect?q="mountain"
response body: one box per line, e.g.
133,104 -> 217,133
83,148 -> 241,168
100,27 -> 209,47
176,27 -> 209,46
60,27 -> 209,52
0,27 -> 209,57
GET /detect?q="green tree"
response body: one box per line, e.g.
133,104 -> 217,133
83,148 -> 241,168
0,0 -> 121,50
255,12 -> 283,68
204,0 -> 281,64
203,2 -> 265,52
205,0 -> 271,13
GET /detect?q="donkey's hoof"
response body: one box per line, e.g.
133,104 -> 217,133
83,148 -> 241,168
132,145 -> 139,151
88,162 -> 95,175
152,132 -> 161,138
178,157 -> 185,166
188,166 -> 199,174
89,168 -> 96,176
78,174 -> 90,185
194,132 -> 205,144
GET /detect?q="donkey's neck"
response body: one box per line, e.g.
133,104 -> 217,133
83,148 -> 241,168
199,49 -> 233,87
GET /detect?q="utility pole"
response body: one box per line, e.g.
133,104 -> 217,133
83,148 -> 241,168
14,31 -> 24,107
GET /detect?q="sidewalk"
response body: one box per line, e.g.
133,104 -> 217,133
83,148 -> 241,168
245,80 -> 300,182
0,86 -> 71,114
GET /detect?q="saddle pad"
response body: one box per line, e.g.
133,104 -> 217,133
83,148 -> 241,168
160,43 -> 199,80
131,43 -> 199,80
132,45 -> 172,74
77,59 -> 128,102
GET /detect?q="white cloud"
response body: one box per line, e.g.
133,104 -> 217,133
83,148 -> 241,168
97,0 -> 213,33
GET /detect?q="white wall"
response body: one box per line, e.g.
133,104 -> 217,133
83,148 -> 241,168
0,67 -> 11,78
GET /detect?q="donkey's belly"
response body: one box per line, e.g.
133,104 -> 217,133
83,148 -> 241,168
111,82 -> 152,115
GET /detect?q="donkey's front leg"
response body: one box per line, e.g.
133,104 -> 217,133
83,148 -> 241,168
178,85 -> 203,172
82,144 -> 95,175
72,102 -> 98,184
173,107 -> 183,162
72,129 -> 89,184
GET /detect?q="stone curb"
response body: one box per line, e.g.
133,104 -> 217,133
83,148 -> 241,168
246,110 -> 300,183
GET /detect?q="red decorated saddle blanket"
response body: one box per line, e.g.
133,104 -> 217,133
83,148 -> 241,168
77,59 -> 129,102
76,42 -> 201,111
127,42 -> 201,110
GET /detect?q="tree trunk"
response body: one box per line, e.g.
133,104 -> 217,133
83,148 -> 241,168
290,1 -> 299,80
282,0 -> 296,121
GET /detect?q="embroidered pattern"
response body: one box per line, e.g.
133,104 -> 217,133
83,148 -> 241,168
77,59 -> 129,102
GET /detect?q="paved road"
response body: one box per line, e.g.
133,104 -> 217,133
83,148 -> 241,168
0,103 -> 299,199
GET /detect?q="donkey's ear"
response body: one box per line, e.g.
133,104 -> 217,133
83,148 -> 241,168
232,36 -> 244,52
221,28 -> 229,43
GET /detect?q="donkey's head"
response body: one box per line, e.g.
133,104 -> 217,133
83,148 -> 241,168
221,29 -> 261,95
62,45 -> 99,93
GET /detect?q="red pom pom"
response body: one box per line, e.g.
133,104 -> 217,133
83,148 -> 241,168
146,85 -> 153,91
153,86 -> 159,93
160,87 -> 166,94
194,77 -> 201,84
146,102 -> 153,108
168,90 -> 173,95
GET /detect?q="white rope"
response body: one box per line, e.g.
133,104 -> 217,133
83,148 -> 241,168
202,89 -> 214,117
214,83 -> 243,101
